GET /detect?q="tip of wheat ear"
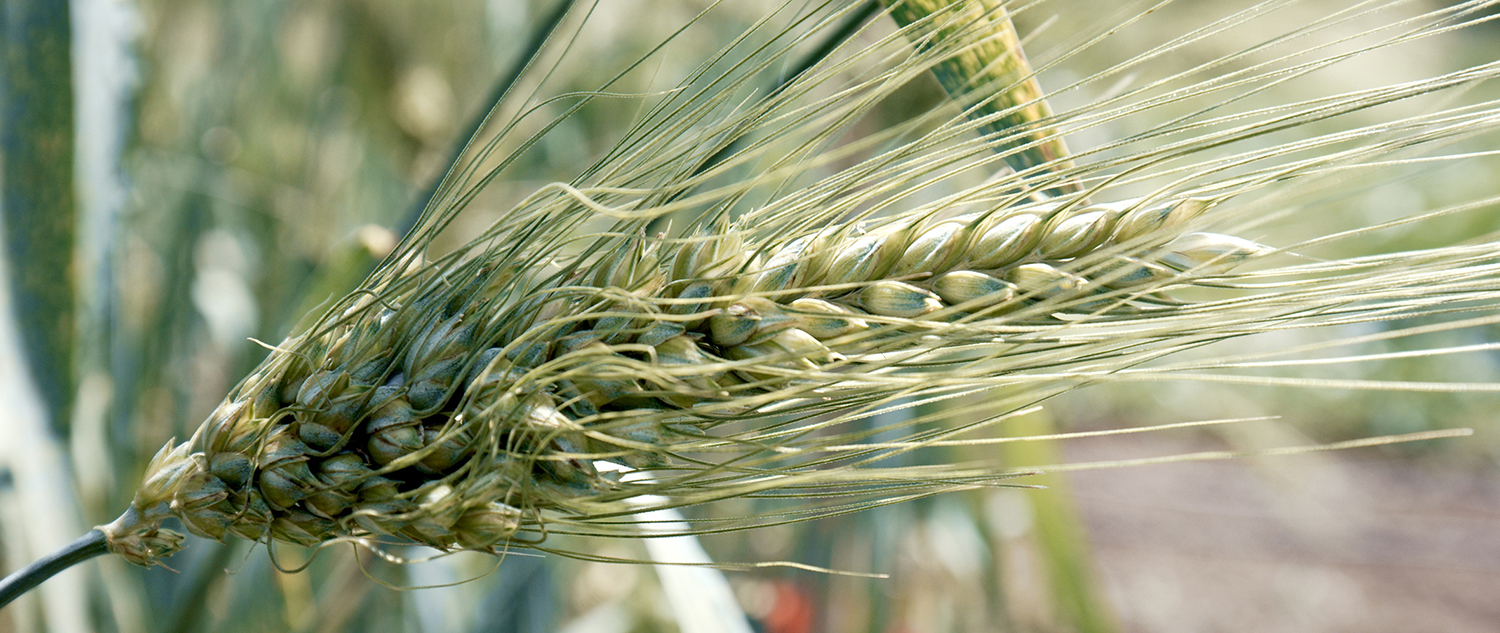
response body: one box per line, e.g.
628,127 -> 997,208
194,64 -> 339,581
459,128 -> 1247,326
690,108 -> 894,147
106,194 -> 1266,564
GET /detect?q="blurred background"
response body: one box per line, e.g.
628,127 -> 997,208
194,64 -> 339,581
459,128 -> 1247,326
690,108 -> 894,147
2,1 -> 1499,632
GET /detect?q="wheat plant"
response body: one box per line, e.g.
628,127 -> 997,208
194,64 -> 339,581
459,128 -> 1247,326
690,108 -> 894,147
3,0 -> 1499,631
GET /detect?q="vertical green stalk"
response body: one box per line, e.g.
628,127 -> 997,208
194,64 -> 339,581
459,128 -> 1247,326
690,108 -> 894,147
883,0 -> 1082,195
1,0 -> 78,435
883,3 -> 1110,626
1000,410 -> 1119,633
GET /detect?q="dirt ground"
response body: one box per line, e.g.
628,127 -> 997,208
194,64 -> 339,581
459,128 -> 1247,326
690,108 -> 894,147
1065,437 -> 1500,632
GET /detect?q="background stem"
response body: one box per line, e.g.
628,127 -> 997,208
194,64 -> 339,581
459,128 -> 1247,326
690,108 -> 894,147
882,0 -> 1082,195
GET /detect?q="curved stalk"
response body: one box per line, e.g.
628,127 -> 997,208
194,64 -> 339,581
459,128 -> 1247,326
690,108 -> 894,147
0,529 -> 109,609
883,0 -> 1082,195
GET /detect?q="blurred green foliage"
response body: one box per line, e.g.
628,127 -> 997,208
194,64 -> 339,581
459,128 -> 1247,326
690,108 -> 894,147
2,0 -> 77,436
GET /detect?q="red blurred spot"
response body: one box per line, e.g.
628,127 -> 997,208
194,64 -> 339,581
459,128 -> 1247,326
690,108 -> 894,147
761,581 -> 816,633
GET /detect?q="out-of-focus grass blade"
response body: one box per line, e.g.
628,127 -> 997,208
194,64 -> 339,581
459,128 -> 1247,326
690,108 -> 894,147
883,0 -> 1082,195
0,3 -> 98,633
1001,410 -> 1120,633
1,0 -> 78,435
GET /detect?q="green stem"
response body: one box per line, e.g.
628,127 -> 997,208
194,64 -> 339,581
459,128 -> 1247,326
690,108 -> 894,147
0,530 -> 109,609
1001,411 -> 1120,633
883,0 -> 1082,196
